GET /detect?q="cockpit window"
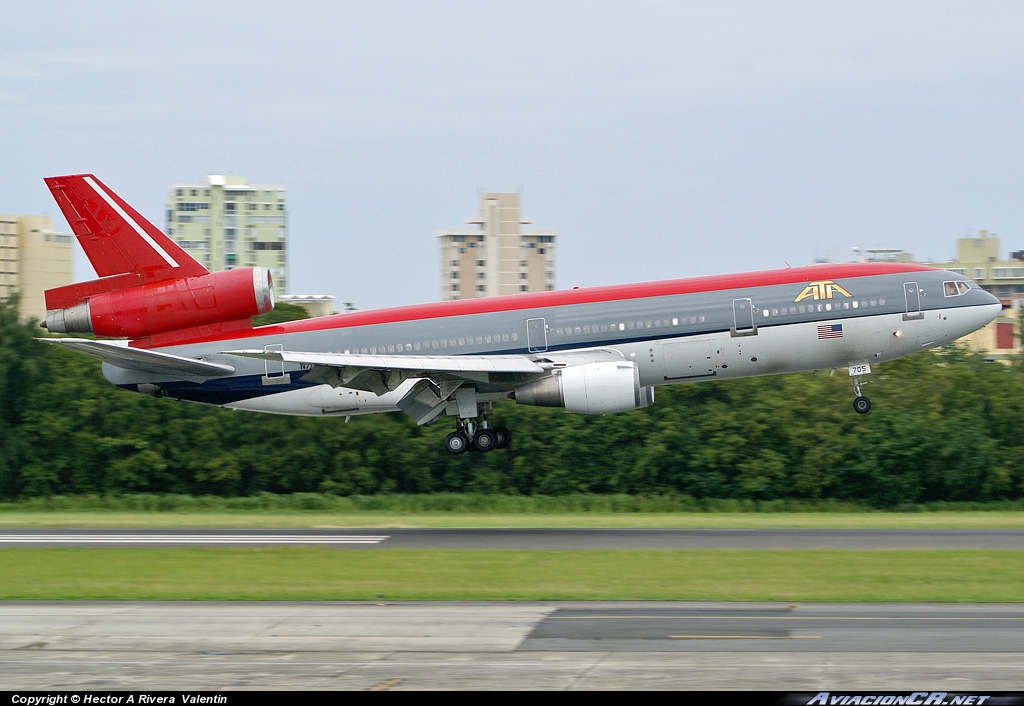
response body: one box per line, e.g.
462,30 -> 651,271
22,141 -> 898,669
943,281 -> 972,296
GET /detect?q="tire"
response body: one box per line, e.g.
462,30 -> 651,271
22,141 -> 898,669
493,426 -> 512,449
853,396 -> 872,414
473,428 -> 497,452
444,432 -> 469,455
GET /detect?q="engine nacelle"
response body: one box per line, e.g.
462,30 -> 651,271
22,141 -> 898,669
44,267 -> 274,339
514,361 -> 654,414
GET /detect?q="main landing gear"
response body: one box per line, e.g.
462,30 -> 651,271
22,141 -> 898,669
444,418 -> 512,455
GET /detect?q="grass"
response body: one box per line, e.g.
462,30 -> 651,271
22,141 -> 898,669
2,498 -> 1020,602
1,549 -> 1021,602
1,511 -> 1024,528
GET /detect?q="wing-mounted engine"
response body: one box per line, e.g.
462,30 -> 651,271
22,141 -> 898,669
514,361 -> 654,414
43,267 -> 275,339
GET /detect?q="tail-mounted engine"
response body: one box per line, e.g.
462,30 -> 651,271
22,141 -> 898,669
43,267 -> 275,339
514,361 -> 654,414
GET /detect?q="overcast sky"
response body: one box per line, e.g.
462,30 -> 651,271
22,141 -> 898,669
3,1 -> 1023,309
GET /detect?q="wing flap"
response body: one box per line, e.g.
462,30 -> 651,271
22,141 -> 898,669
41,338 -> 235,378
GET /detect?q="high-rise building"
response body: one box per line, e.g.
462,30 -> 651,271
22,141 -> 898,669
0,214 -> 73,322
166,175 -> 288,297
437,193 -> 556,301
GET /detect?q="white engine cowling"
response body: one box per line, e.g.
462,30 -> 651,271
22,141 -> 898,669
514,361 -> 654,414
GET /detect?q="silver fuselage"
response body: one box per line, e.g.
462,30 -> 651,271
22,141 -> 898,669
101,263 -> 1001,417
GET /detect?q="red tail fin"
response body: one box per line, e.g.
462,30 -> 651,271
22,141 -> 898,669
44,174 -> 208,310
42,174 -> 274,346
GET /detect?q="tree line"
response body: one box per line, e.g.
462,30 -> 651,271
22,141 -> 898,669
2,299 -> 1023,507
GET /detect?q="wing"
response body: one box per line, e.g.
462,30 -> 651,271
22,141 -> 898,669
221,347 -> 626,424
222,349 -> 547,394
41,338 -> 235,380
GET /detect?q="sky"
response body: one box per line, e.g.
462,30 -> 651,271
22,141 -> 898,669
3,1 -> 1023,309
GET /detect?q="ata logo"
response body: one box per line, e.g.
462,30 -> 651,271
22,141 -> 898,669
794,280 -> 853,303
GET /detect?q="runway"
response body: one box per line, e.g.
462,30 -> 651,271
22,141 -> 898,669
1,602 -> 1022,690
3,530 -> 1021,689
2,527 -> 1023,549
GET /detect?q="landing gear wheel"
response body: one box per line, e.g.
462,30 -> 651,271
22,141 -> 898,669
853,396 -> 872,414
473,428 -> 497,452
493,426 -> 512,449
444,432 -> 469,455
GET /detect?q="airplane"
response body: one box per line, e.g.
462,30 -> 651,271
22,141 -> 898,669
39,174 -> 1002,454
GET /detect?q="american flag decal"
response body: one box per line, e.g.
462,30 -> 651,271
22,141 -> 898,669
817,323 -> 843,339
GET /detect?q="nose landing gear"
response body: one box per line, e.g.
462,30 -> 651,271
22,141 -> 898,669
850,366 -> 872,414
853,394 -> 872,414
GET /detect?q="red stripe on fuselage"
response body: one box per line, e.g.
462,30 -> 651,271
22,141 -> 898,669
143,261 -> 937,349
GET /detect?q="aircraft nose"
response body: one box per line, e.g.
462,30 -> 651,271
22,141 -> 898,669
978,299 -> 1002,329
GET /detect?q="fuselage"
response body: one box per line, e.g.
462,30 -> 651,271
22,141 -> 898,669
101,261 -> 1001,417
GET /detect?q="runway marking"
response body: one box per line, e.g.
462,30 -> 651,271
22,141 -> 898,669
669,635 -> 822,639
0,534 -> 390,545
550,615 -> 1024,621
369,678 -> 405,691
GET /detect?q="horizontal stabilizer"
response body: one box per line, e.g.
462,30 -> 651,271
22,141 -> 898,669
40,338 -> 235,378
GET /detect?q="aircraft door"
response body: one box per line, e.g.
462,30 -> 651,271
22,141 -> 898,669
732,298 -> 757,337
527,317 -> 548,352
903,282 -> 923,320
261,343 -> 290,385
